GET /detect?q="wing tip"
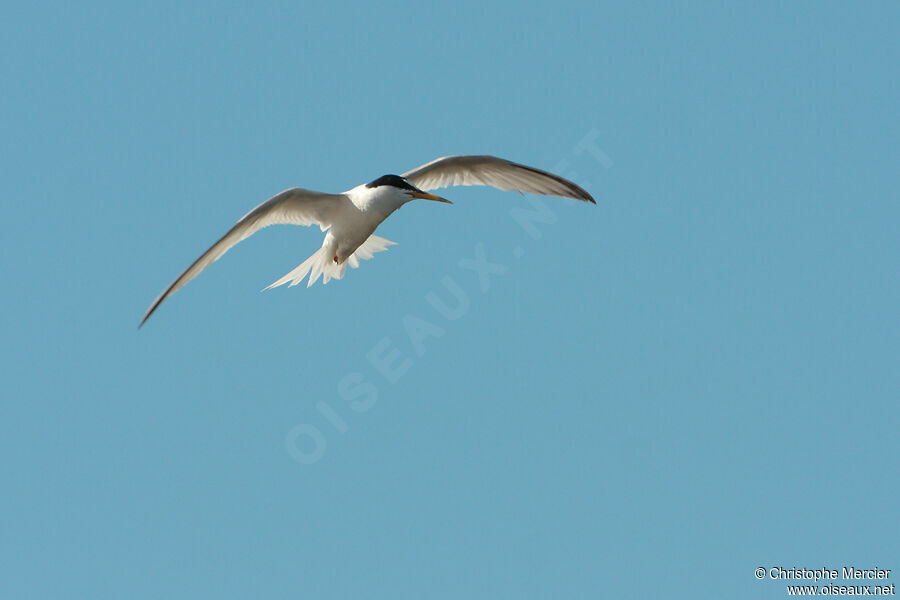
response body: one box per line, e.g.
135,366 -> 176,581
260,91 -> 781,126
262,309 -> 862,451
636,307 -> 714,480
563,181 -> 595,204
138,305 -> 156,329
138,285 -> 174,330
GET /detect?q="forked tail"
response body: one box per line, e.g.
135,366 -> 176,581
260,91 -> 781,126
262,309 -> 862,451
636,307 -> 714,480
264,235 -> 396,290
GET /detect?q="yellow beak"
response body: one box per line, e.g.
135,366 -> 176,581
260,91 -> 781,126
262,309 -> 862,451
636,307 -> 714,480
410,190 -> 452,203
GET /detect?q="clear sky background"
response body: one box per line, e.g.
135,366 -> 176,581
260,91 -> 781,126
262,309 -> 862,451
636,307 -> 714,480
2,2 -> 898,598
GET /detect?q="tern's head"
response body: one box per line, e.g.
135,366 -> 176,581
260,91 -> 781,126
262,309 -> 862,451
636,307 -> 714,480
365,174 -> 451,203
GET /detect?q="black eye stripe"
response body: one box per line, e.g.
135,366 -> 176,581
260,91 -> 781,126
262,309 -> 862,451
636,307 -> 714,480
365,174 -> 418,191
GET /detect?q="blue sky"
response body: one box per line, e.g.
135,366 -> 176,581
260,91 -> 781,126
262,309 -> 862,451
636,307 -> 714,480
2,2 -> 898,598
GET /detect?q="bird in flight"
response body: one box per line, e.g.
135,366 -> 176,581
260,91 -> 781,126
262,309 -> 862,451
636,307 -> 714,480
140,155 -> 594,327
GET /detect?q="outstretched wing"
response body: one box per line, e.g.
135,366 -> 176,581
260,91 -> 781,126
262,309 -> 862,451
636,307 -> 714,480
402,155 -> 594,203
140,188 -> 344,327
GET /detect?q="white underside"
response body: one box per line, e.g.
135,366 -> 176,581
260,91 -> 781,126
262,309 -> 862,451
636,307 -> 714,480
264,234 -> 396,290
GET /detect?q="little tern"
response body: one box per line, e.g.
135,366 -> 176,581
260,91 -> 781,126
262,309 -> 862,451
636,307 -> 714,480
140,155 -> 594,327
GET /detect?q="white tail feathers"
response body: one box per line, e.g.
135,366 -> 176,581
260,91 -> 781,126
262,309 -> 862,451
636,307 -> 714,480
264,235 -> 396,290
